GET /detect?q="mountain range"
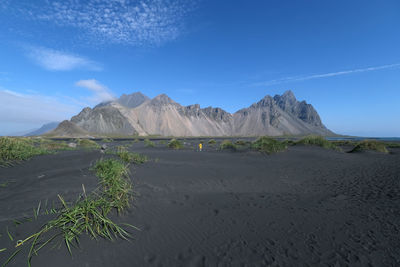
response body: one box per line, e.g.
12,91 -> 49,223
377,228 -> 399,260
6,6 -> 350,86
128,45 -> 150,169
47,90 -> 333,137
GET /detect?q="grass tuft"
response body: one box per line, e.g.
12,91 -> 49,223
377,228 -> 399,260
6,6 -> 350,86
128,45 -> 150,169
220,140 -> 237,151
235,140 -> 249,146
144,139 -> 155,147
331,140 -> 356,146
296,136 -> 338,150
115,146 -> 148,164
75,139 -> 100,149
167,139 -> 183,150
0,137 -> 48,166
385,142 -> 400,148
101,138 -> 113,143
39,141 -> 73,151
251,137 -> 287,154
208,139 -> 216,145
93,159 -> 133,213
350,140 -> 389,153
5,158 -> 136,266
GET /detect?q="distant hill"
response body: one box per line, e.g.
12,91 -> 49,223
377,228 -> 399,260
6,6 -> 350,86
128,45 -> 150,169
25,122 -> 60,136
50,91 -> 334,137
44,120 -> 91,138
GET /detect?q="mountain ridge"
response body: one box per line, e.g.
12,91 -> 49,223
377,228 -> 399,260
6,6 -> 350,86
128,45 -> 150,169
48,91 -> 334,137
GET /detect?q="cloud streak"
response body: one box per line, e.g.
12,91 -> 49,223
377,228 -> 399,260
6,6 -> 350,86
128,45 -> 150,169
10,0 -> 196,46
27,46 -> 102,71
252,63 -> 400,87
0,89 -> 81,127
75,79 -> 116,104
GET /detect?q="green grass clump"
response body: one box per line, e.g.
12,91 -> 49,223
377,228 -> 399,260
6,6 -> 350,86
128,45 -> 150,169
208,139 -> 216,145
101,138 -> 113,143
39,141 -> 73,151
350,140 -> 389,153
76,139 -> 100,149
93,159 -> 133,212
8,158 -> 135,266
235,140 -> 249,146
115,146 -> 148,164
385,142 -> 400,148
144,138 -> 155,147
0,137 -> 48,165
167,139 -> 184,149
159,140 -> 167,145
220,140 -> 237,151
331,140 -> 356,146
296,136 -> 337,150
251,137 -> 287,154
282,139 -> 295,146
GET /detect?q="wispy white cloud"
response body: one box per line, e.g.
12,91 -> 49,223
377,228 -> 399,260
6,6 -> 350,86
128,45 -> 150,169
10,0 -> 195,46
0,89 -> 81,134
27,46 -> 102,71
0,80 -> 118,135
75,79 -> 115,104
252,63 -> 400,87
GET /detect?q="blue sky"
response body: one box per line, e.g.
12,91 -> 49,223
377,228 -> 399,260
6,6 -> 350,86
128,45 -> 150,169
0,0 -> 399,136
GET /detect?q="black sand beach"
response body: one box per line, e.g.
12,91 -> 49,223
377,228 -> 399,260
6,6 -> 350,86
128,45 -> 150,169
1,140 -> 400,266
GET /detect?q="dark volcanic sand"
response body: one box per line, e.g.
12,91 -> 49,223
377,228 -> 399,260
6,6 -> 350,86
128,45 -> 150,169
1,141 -> 400,266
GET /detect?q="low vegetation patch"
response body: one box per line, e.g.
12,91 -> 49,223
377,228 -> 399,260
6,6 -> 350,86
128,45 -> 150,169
39,141 -> 73,151
296,136 -> 338,150
282,139 -> 295,146
159,140 -> 167,145
208,139 -> 216,145
331,140 -> 356,146
115,146 -> 148,164
235,140 -> 249,146
220,140 -> 237,151
76,139 -> 100,149
251,136 -> 287,154
0,137 -> 48,166
350,140 -> 389,153
167,139 -> 184,149
385,142 -> 400,148
93,159 -> 134,212
5,159 -> 135,266
144,138 -> 155,147
101,138 -> 113,143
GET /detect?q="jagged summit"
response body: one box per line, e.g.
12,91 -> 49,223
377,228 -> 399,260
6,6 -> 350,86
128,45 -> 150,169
117,92 -> 149,108
149,94 -> 177,106
50,91 -> 333,137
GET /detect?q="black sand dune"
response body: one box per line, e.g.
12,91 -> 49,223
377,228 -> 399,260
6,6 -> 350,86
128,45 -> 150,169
1,141 -> 400,266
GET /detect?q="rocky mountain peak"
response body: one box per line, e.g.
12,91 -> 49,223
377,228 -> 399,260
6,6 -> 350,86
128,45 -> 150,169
51,90 -> 332,137
281,90 -> 296,100
150,94 -> 177,106
252,95 -> 275,108
117,92 -> 149,108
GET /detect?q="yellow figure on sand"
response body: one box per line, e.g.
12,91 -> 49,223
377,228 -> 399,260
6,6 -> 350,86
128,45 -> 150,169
199,143 -> 203,151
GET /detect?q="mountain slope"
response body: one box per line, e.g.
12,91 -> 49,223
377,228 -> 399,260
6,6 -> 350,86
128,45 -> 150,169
44,120 -> 90,137
233,92 -> 332,136
25,122 -> 60,136
50,90 -> 333,137
71,105 -> 136,135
